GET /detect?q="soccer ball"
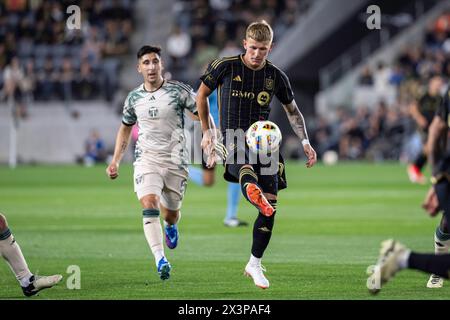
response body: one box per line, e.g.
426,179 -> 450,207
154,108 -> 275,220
246,120 -> 282,154
322,150 -> 338,165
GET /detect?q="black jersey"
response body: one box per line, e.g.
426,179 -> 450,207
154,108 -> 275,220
200,55 -> 294,136
418,93 -> 443,130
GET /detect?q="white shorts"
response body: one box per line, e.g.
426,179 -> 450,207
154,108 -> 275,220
134,164 -> 188,211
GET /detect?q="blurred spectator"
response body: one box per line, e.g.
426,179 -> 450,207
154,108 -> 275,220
101,20 -> 129,101
59,56 -> 74,103
388,64 -> 405,87
82,130 -> 107,166
74,60 -> 97,100
167,25 -> 192,70
358,66 -> 374,86
21,57 -> 36,103
3,56 -> 28,119
193,40 -> 220,72
36,55 -> 57,100
219,40 -> 241,57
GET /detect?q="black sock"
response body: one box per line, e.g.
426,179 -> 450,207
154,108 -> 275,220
251,200 -> 276,258
414,153 -> 427,170
408,253 -> 450,279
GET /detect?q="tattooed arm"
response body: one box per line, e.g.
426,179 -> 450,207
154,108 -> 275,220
106,123 -> 133,179
283,100 -> 317,168
283,100 -> 309,141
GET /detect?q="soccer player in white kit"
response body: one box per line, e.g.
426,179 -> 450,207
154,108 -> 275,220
106,45 -> 202,280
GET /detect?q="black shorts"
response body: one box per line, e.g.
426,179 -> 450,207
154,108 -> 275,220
13,87 -> 24,103
223,142 -> 287,195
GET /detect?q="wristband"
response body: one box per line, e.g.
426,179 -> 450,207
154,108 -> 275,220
301,139 -> 310,146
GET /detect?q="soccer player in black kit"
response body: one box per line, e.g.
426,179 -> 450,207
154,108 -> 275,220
367,86 -> 450,294
196,21 -> 317,289
407,75 -> 444,184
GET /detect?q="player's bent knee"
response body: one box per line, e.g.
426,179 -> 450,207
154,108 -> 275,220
263,193 -> 277,201
140,195 -> 160,209
0,213 -> 7,231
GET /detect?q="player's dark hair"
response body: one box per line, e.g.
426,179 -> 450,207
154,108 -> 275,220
137,45 -> 162,59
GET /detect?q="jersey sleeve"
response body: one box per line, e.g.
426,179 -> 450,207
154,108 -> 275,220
275,69 -> 294,105
122,92 -> 137,126
200,58 -> 228,91
182,84 -> 197,113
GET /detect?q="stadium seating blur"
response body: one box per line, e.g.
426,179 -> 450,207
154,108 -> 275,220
0,0 -> 134,103
309,5 -> 450,162
168,0 -> 314,80
1,0 -> 449,165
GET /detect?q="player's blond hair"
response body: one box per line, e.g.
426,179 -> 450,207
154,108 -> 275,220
246,20 -> 273,43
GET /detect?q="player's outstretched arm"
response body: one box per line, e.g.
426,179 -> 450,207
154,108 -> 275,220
196,82 -> 218,168
282,100 -> 317,168
196,82 -> 213,132
106,123 -> 133,179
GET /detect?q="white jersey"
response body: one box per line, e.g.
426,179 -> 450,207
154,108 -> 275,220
122,80 -> 196,170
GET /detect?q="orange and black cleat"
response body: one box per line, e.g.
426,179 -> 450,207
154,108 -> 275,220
245,183 -> 274,217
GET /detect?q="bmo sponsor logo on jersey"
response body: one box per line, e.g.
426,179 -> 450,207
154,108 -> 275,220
231,90 -> 255,100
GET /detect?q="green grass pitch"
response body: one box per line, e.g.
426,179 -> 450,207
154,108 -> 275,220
0,162 -> 448,299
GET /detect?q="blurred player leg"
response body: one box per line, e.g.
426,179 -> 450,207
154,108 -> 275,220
140,194 -> 171,280
224,182 -> 247,227
428,181 -> 450,287
0,213 -> 62,296
188,166 -> 205,186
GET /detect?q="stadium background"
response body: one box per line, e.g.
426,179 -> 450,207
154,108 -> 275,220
1,0 -> 450,300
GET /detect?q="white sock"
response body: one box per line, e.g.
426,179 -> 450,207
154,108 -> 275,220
249,254 -> 261,266
398,249 -> 411,269
143,217 -> 165,266
434,233 -> 450,255
0,231 -> 33,287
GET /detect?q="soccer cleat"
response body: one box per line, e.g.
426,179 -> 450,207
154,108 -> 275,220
224,218 -> 248,227
22,274 -> 63,297
157,257 -> 171,280
245,183 -> 274,217
407,164 -> 426,184
244,262 -> 269,289
367,239 -> 408,295
164,224 -> 179,249
427,274 -> 444,288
